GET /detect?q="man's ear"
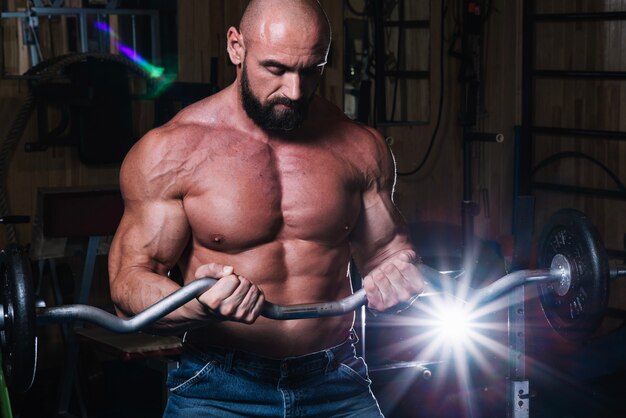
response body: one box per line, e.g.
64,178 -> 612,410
227,27 -> 245,66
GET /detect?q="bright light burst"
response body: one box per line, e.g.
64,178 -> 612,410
420,290 -> 512,369
431,302 -> 475,343
371,281 -> 515,415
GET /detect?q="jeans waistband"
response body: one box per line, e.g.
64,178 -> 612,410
182,330 -> 359,377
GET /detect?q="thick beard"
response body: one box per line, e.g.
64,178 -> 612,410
240,64 -> 310,132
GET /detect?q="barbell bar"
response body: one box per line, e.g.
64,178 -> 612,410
0,208 -> 622,393
34,266 -> 560,327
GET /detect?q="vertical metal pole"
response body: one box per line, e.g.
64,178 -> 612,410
519,0 -> 535,195
26,16 -> 41,66
150,11 -> 161,65
507,196 -> 535,418
77,236 -> 100,304
57,236 -> 100,417
509,9 -> 538,415
508,289 -> 526,380
131,14 -> 137,58
508,287 -> 529,418
96,14 -> 103,53
462,131 -> 475,265
511,380 -> 530,418
512,126 -> 522,221
79,10 -> 89,52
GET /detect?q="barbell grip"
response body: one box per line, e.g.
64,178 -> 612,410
261,263 -> 460,319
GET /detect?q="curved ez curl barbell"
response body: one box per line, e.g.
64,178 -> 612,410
1,209 -> 623,393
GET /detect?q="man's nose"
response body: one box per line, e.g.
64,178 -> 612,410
283,72 -> 302,101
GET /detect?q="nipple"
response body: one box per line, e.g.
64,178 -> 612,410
212,234 -> 225,244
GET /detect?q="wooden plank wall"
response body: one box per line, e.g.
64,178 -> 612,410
0,0 -> 342,250
0,0 -> 119,250
353,0 -> 521,246
472,1 -> 522,240
530,0 -> 626,332
343,0 -> 463,230
532,0 -> 626,253
0,0 -> 623,266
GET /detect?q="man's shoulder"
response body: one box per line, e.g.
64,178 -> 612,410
171,86 -> 238,129
130,120 -> 199,158
311,96 -> 379,140
314,98 -> 386,153
310,97 -> 392,179
135,88 -> 243,150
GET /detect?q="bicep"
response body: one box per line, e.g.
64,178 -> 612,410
350,191 -> 411,274
349,129 -> 412,274
109,135 -> 191,284
110,198 -> 191,279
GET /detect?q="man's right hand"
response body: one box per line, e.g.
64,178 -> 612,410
194,263 -> 266,324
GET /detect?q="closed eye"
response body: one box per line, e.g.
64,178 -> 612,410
260,60 -> 289,75
260,59 -> 325,77
266,65 -> 286,76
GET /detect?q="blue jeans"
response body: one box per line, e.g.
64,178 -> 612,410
163,330 -> 384,417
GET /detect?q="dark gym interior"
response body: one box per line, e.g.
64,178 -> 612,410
1,0 -> 626,417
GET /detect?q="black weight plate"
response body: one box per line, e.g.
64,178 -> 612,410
0,245 -> 37,393
537,209 -> 609,342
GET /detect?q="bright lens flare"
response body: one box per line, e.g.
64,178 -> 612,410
94,21 -> 167,80
361,281 -> 513,417
434,304 -> 474,343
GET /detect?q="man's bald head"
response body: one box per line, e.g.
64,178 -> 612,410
239,0 -> 331,50
226,0 -> 332,131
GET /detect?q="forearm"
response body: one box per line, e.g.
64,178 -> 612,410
355,232 -> 418,276
110,267 -> 221,333
352,230 -> 424,311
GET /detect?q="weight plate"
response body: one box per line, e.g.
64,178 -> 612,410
537,209 -> 609,342
0,245 -> 37,393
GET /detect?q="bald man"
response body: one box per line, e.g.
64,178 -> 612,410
109,0 -> 424,416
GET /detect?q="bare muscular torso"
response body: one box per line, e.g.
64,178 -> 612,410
151,87 -> 377,357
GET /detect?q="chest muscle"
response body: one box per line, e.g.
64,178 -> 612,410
183,142 -> 361,252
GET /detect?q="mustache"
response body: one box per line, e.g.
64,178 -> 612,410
269,96 -> 305,108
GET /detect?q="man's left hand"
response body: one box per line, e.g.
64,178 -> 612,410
361,250 -> 425,312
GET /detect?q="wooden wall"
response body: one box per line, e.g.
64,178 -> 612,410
357,0 -> 521,245
531,0 -> 626,254
0,0 -> 344,249
176,0 -> 245,85
528,0 -> 626,333
0,0 -> 624,264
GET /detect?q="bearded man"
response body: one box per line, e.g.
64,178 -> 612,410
109,1 -> 425,416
